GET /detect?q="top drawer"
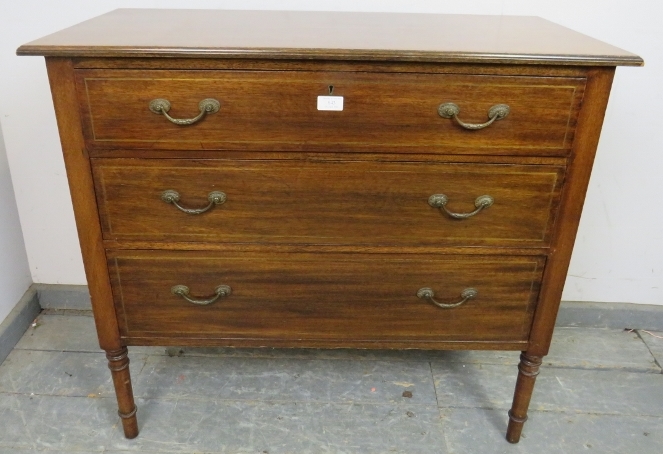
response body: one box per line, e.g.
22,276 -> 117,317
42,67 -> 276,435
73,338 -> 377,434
76,70 -> 585,156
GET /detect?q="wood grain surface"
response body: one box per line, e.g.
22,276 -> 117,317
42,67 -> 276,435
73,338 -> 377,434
45,58 -> 122,351
527,67 -> 617,355
77,69 -> 584,154
92,158 -> 564,247
107,250 -> 545,344
17,9 -> 643,66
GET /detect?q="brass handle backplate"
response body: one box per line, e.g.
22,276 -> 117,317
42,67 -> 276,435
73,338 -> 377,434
438,103 -> 510,130
417,287 -> 478,309
149,98 -> 220,125
171,284 -> 232,305
161,189 -> 226,215
428,194 -> 494,219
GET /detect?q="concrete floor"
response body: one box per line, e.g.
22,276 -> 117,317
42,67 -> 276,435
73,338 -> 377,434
1,310 -> 662,453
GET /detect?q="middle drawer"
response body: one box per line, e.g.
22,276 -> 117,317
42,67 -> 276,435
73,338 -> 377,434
92,159 -> 564,247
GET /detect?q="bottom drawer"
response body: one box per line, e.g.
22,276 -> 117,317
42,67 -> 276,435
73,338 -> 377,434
108,250 -> 544,346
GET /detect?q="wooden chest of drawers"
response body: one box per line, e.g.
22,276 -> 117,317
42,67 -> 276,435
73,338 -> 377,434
18,9 -> 642,444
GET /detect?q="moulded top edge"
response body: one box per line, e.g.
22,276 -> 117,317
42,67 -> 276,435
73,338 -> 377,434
16,9 -> 644,67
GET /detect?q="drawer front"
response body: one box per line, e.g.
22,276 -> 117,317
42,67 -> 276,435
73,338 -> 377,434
108,250 -> 544,343
78,70 -> 584,155
93,159 -> 564,247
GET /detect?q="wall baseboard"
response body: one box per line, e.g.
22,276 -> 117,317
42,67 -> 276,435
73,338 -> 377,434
33,283 -> 91,310
555,301 -> 663,331
2,285 -> 662,365
0,286 -> 40,364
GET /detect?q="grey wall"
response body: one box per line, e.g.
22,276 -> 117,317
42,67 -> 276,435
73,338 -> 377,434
0,122 -> 31,323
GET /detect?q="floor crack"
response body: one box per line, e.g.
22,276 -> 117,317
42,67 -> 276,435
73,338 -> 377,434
635,330 -> 663,373
429,361 -> 440,408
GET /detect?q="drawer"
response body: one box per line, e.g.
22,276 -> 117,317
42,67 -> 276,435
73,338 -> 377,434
93,159 -> 565,247
108,250 -> 545,344
77,70 -> 585,155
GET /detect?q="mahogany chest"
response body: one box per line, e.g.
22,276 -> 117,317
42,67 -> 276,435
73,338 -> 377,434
18,9 -> 642,443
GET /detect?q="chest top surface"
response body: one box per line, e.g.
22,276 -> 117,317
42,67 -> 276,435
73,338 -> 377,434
17,9 -> 642,66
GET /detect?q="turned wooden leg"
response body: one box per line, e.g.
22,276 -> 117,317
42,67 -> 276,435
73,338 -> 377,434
506,352 -> 542,443
106,347 -> 139,439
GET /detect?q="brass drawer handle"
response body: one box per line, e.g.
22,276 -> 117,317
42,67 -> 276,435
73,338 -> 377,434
417,287 -> 478,309
161,189 -> 226,215
171,284 -> 232,305
149,98 -> 220,125
428,194 -> 493,219
438,103 -> 510,130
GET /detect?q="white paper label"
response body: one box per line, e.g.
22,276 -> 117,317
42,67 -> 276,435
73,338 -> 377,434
317,96 -> 344,111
